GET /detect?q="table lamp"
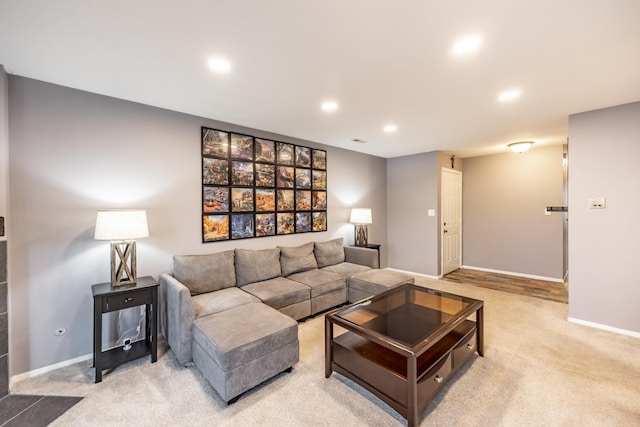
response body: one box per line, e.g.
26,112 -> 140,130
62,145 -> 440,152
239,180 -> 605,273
94,209 -> 149,286
349,208 -> 372,247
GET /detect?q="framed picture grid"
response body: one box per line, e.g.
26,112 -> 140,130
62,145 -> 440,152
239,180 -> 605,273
201,127 -> 327,242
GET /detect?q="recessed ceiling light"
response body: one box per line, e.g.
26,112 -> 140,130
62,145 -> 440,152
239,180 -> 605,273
498,89 -> 521,102
383,124 -> 397,133
452,35 -> 482,54
321,101 -> 338,111
208,58 -> 231,74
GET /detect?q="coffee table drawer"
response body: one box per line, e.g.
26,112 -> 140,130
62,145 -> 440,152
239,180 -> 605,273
453,328 -> 477,370
417,353 -> 452,411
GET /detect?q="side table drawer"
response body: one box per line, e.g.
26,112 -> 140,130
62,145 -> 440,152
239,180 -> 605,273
103,289 -> 152,312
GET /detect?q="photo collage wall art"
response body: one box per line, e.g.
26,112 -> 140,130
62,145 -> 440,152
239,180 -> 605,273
201,127 -> 328,242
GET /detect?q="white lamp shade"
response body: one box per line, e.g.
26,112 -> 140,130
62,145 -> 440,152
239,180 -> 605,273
94,209 -> 149,241
349,208 -> 372,225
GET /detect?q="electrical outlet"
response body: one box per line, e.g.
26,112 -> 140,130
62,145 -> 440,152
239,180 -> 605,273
55,327 -> 66,336
589,197 -> 606,209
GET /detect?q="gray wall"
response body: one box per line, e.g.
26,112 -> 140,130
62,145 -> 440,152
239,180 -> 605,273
386,151 -> 462,277
7,76 -> 387,376
462,146 -> 565,280
568,101 -> 640,333
387,152 -> 438,275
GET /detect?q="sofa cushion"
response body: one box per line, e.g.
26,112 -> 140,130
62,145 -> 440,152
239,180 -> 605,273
173,251 -> 236,295
314,238 -> 345,268
287,269 -> 345,298
235,248 -> 281,286
192,302 -> 298,371
322,262 -> 371,279
241,277 -> 310,310
349,269 -> 415,295
192,287 -> 260,318
279,242 -> 318,276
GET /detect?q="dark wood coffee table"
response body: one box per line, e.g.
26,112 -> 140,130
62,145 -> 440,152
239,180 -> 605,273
325,284 -> 483,427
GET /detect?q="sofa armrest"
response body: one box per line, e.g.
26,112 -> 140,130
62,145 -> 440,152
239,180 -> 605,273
344,246 -> 379,269
159,273 -> 196,365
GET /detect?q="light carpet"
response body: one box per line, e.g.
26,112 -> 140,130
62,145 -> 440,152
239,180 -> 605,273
13,277 -> 640,426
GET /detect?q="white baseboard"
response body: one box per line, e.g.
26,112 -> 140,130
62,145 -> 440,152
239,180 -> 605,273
461,265 -> 564,283
10,352 -> 93,391
567,317 -> 640,339
385,267 -> 441,280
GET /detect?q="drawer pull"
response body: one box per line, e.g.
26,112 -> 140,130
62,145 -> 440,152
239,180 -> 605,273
124,297 -> 133,303
434,375 -> 443,383
466,343 -> 474,350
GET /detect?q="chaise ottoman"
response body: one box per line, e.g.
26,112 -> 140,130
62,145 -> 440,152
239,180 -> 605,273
348,269 -> 415,303
192,302 -> 299,403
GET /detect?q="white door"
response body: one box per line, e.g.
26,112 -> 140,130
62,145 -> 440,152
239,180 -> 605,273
441,168 -> 462,275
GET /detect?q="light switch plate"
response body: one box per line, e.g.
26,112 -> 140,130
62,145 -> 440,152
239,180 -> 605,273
427,209 -> 435,217
589,197 -> 606,209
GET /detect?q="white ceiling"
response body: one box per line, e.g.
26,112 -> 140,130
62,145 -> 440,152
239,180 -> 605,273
1,0 -> 640,158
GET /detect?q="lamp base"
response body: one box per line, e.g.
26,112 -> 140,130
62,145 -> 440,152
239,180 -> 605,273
111,241 -> 137,286
354,225 -> 369,247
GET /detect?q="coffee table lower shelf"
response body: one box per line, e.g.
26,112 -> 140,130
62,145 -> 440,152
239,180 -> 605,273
329,320 -> 478,425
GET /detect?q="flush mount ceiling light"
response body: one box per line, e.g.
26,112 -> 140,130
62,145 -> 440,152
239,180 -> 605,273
208,58 -> 231,73
321,101 -> 338,112
498,89 -> 521,102
383,124 -> 397,133
508,141 -> 534,153
452,35 -> 482,54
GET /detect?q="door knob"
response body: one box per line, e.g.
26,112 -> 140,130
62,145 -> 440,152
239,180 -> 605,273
443,229 -> 448,234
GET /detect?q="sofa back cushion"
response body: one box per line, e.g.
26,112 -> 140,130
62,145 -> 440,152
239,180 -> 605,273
235,248 -> 282,286
314,238 -> 345,268
173,251 -> 236,295
279,242 -> 318,276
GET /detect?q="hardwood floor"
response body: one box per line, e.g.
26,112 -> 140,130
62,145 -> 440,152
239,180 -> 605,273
443,269 -> 568,304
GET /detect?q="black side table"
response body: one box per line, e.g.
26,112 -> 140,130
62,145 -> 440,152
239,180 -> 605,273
92,276 -> 158,383
351,243 -> 381,268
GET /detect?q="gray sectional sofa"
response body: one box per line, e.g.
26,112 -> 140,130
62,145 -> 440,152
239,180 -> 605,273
158,237 -> 395,403
160,238 -> 378,363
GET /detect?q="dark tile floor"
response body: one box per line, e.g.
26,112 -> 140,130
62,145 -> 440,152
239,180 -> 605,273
0,394 -> 81,427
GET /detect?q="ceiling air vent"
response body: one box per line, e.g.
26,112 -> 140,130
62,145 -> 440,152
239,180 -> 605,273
352,139 -> 368,143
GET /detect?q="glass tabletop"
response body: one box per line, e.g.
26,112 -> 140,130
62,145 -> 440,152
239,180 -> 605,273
333,284 -> 480,348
